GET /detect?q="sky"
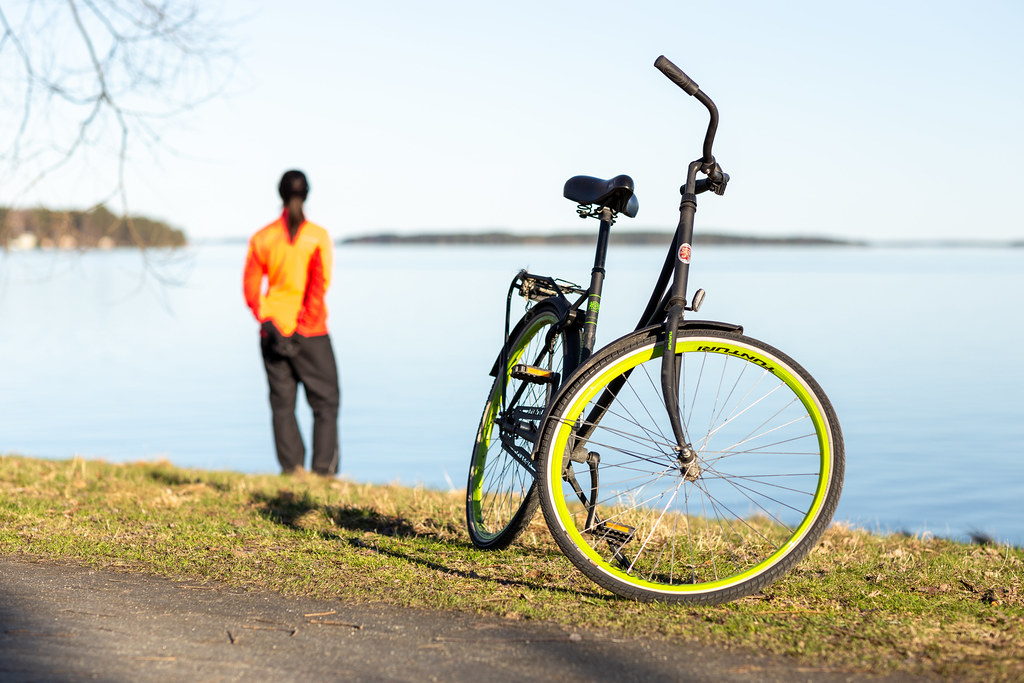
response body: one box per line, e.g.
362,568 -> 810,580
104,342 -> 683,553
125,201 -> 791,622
3,0 -> 1023,242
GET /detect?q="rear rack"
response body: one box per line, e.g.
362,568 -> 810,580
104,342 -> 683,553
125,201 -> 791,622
495,269 -> 587,378
515,270 -> 585,302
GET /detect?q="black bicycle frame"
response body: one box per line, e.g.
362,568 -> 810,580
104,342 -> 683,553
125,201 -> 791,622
571,60 -> 725,456
499,57 -> 724,465
570,182 -> 702,451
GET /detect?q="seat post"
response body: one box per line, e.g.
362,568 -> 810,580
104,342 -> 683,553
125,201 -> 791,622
581,207 -> 614,359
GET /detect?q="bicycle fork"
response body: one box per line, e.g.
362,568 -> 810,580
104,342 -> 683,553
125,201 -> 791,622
660,160 -> 705,480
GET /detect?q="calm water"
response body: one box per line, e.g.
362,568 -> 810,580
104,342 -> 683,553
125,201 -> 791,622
2,243 -> 1022,545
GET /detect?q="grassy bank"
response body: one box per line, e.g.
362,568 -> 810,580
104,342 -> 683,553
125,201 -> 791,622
1,455 -> 1021,680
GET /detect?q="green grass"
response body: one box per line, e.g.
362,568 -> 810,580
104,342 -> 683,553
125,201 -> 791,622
2,454 -> 1022,680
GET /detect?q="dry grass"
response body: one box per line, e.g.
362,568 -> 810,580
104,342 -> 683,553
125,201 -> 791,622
2,454 -> 1022,681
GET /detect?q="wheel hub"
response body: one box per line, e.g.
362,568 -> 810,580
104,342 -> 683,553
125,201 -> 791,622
676,444 -> 701,481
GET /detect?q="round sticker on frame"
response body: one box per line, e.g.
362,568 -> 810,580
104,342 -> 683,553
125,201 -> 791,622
678,242 -> 692,264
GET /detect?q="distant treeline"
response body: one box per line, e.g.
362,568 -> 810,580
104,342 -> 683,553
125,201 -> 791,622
1,205 -> 186,249
342,231 -> 862,247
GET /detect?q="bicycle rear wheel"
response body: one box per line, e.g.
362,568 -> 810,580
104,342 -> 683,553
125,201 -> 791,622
466,299 -> 580,549
537,326 -> 843,603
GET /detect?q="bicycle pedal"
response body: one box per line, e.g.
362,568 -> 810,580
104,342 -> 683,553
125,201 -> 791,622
510,364 -> 560,385
590,520 -> 636,545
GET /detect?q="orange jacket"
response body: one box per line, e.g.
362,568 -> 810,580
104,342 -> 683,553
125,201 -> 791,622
243,211 -> 333,337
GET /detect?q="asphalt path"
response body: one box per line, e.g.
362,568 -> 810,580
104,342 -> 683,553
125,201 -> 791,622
0,557 -> 920,682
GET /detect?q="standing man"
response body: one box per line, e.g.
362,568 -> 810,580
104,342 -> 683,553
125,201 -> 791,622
243,170 -> 340,476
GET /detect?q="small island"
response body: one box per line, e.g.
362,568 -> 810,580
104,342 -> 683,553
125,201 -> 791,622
1,205 -> 186,249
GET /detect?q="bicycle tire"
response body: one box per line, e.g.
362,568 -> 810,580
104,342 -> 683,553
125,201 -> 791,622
536,326 -> 844,603
466,299 -> 581,549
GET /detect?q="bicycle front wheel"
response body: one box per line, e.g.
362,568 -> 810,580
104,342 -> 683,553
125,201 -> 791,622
466,299 -> 580,549
537,326 -> 844,603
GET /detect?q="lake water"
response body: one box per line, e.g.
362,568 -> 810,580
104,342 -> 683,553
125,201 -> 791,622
2,243 -> 1022,545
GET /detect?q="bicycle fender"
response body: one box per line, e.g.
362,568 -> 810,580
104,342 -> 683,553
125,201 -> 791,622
632,319 -> 743,337
678,319 -> 743,335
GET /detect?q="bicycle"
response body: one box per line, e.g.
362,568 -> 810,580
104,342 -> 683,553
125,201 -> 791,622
466,56 -> 844,604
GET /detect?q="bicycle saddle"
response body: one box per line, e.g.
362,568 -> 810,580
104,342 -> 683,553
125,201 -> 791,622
563,174 -> 639,218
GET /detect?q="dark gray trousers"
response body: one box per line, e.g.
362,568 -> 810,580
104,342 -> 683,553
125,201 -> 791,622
261,333 -> 340,475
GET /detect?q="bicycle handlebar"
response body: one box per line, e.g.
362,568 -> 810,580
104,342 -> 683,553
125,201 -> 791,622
654,55 -> 720,168
654,55 -> 700,96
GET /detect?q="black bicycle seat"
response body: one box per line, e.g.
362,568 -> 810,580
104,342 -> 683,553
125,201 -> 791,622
563,174 -> 639,218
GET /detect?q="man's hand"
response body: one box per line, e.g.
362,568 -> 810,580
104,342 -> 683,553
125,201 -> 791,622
261,320 -> 300,358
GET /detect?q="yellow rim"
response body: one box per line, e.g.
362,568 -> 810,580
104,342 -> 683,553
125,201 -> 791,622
546,334 -> 834,594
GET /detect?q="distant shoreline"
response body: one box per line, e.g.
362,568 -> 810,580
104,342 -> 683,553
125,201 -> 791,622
337,231 -> 1021,249
194,232 -> 1021,249
342,231 -> 858,247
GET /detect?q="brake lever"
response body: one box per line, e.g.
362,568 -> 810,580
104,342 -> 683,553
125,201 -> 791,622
709,170 -> 729,196
688,164 -> 729,196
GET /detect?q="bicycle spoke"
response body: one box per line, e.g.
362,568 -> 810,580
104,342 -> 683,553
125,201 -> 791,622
626,480 -> 684,575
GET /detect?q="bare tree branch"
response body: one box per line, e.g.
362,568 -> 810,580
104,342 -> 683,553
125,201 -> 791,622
0,0 -> 233,253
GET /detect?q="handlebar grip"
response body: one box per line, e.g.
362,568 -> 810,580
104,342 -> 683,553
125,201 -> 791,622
654,55 -> 700,96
